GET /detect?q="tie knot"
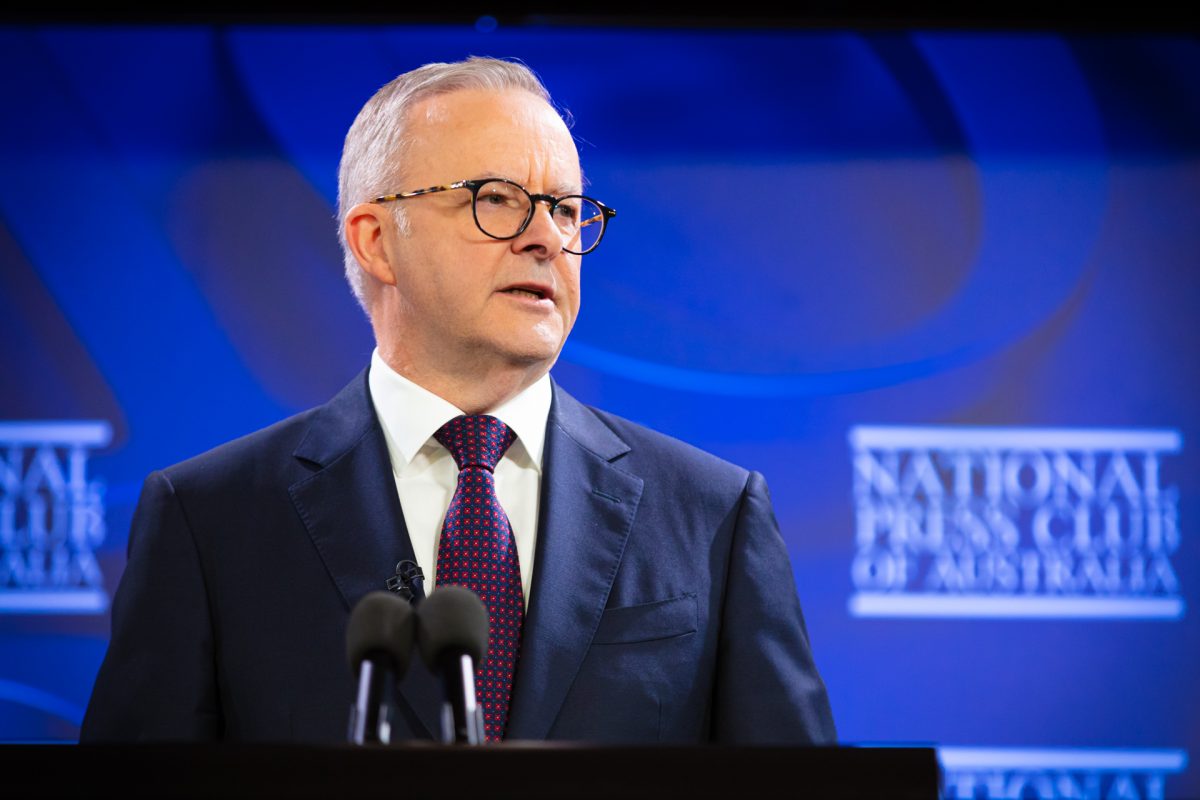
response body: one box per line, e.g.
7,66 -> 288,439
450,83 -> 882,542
434,415 -> 516,472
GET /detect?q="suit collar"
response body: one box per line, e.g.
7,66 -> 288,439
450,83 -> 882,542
290,369 -> 410,611
288,368 -> 440,738
291,368 -> 380,469
506,380 -> 644,740
540,378 -> 631,463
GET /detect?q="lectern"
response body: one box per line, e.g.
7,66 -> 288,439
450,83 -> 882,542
7,743 -> 939,798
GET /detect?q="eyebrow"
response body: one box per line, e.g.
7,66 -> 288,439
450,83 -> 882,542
474,171 -> 583,196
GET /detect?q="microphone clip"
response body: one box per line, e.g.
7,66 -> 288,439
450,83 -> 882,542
387,559 -> 425,605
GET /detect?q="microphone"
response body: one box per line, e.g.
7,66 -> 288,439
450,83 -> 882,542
386,559 -> 426,605
416,586 -> 490,745
346,590 -> 415,745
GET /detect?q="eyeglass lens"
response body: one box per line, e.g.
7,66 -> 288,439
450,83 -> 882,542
474,180 -> 605,253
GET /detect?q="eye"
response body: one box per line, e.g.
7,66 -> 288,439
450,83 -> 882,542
554,197 -> 582,224
478,182 -> 525,209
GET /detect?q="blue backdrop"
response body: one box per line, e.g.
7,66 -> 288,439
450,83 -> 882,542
1,21 -> 1196,798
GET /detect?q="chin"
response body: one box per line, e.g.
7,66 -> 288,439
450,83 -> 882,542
494,337 -> 561,371
504,323 -> 565,362
503,344 -> 560,370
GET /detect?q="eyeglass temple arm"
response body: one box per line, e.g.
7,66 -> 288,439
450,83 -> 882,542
580,205 -> 617,227
373,182 -> 467,203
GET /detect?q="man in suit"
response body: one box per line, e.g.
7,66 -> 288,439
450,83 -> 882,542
81,57 -> 836,744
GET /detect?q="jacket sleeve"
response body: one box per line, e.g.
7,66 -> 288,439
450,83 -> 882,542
79,470 -> 222,741
711,470 -> 837,744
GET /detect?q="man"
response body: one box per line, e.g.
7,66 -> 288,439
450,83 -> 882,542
81,57 -> 835,744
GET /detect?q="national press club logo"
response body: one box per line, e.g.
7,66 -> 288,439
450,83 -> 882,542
0,421 -> 111,614
847,426 -> 1184,620
938,748 -> 1188,800
846,425 -> 1189,799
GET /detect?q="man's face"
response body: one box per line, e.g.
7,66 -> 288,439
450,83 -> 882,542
378,88 -> 583,383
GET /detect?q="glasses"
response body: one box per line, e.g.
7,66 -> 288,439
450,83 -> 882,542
373,178 -> 616,255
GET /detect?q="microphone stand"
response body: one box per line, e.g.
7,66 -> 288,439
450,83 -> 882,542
439,653 -> 485,745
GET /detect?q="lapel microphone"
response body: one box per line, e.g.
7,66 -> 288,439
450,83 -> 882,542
387,559 -> 426,606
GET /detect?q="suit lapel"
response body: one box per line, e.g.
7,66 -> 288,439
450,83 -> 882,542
506,383 -> 644,740
287,368 -> 440,738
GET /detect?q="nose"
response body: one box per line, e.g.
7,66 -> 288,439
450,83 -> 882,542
511,198 -> 565,260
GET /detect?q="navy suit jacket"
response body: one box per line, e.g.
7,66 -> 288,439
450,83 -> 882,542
81,370 -> 835,744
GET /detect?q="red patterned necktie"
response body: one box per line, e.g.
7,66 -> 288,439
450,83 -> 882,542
434,414 -> 523,742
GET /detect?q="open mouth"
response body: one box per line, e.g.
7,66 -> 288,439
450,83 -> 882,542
502,287 -> 548,300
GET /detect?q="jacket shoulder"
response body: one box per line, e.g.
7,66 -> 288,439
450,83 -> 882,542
156,369 -> 375,493
158,407 -> 318,486
577,402 -> 755,498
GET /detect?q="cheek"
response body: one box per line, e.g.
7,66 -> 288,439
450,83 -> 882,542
402,246 -> 470,313
559,262 -> 582,321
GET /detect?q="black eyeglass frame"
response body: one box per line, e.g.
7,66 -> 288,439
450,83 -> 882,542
372,178 -> 616,255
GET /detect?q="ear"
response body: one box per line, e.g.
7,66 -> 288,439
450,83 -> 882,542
345,202 -> 399,287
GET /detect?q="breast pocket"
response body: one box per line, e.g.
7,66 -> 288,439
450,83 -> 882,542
591,593 -> 697,645
553,593 -> 700,742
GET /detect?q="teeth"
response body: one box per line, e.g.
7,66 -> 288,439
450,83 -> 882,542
507,288 -> 543,299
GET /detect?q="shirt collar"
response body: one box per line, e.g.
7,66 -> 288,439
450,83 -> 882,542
368,348 -> 551,472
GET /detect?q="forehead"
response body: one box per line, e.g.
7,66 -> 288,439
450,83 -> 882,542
401,88 -> 581,191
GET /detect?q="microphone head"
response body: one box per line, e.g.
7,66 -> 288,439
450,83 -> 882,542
346,591 -> 416,677
416,585 -> 489,668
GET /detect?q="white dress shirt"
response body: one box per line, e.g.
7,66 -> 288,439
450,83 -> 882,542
367,349 -> 550,606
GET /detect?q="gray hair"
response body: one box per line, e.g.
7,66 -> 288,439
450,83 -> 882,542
336,57 -> 554,312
